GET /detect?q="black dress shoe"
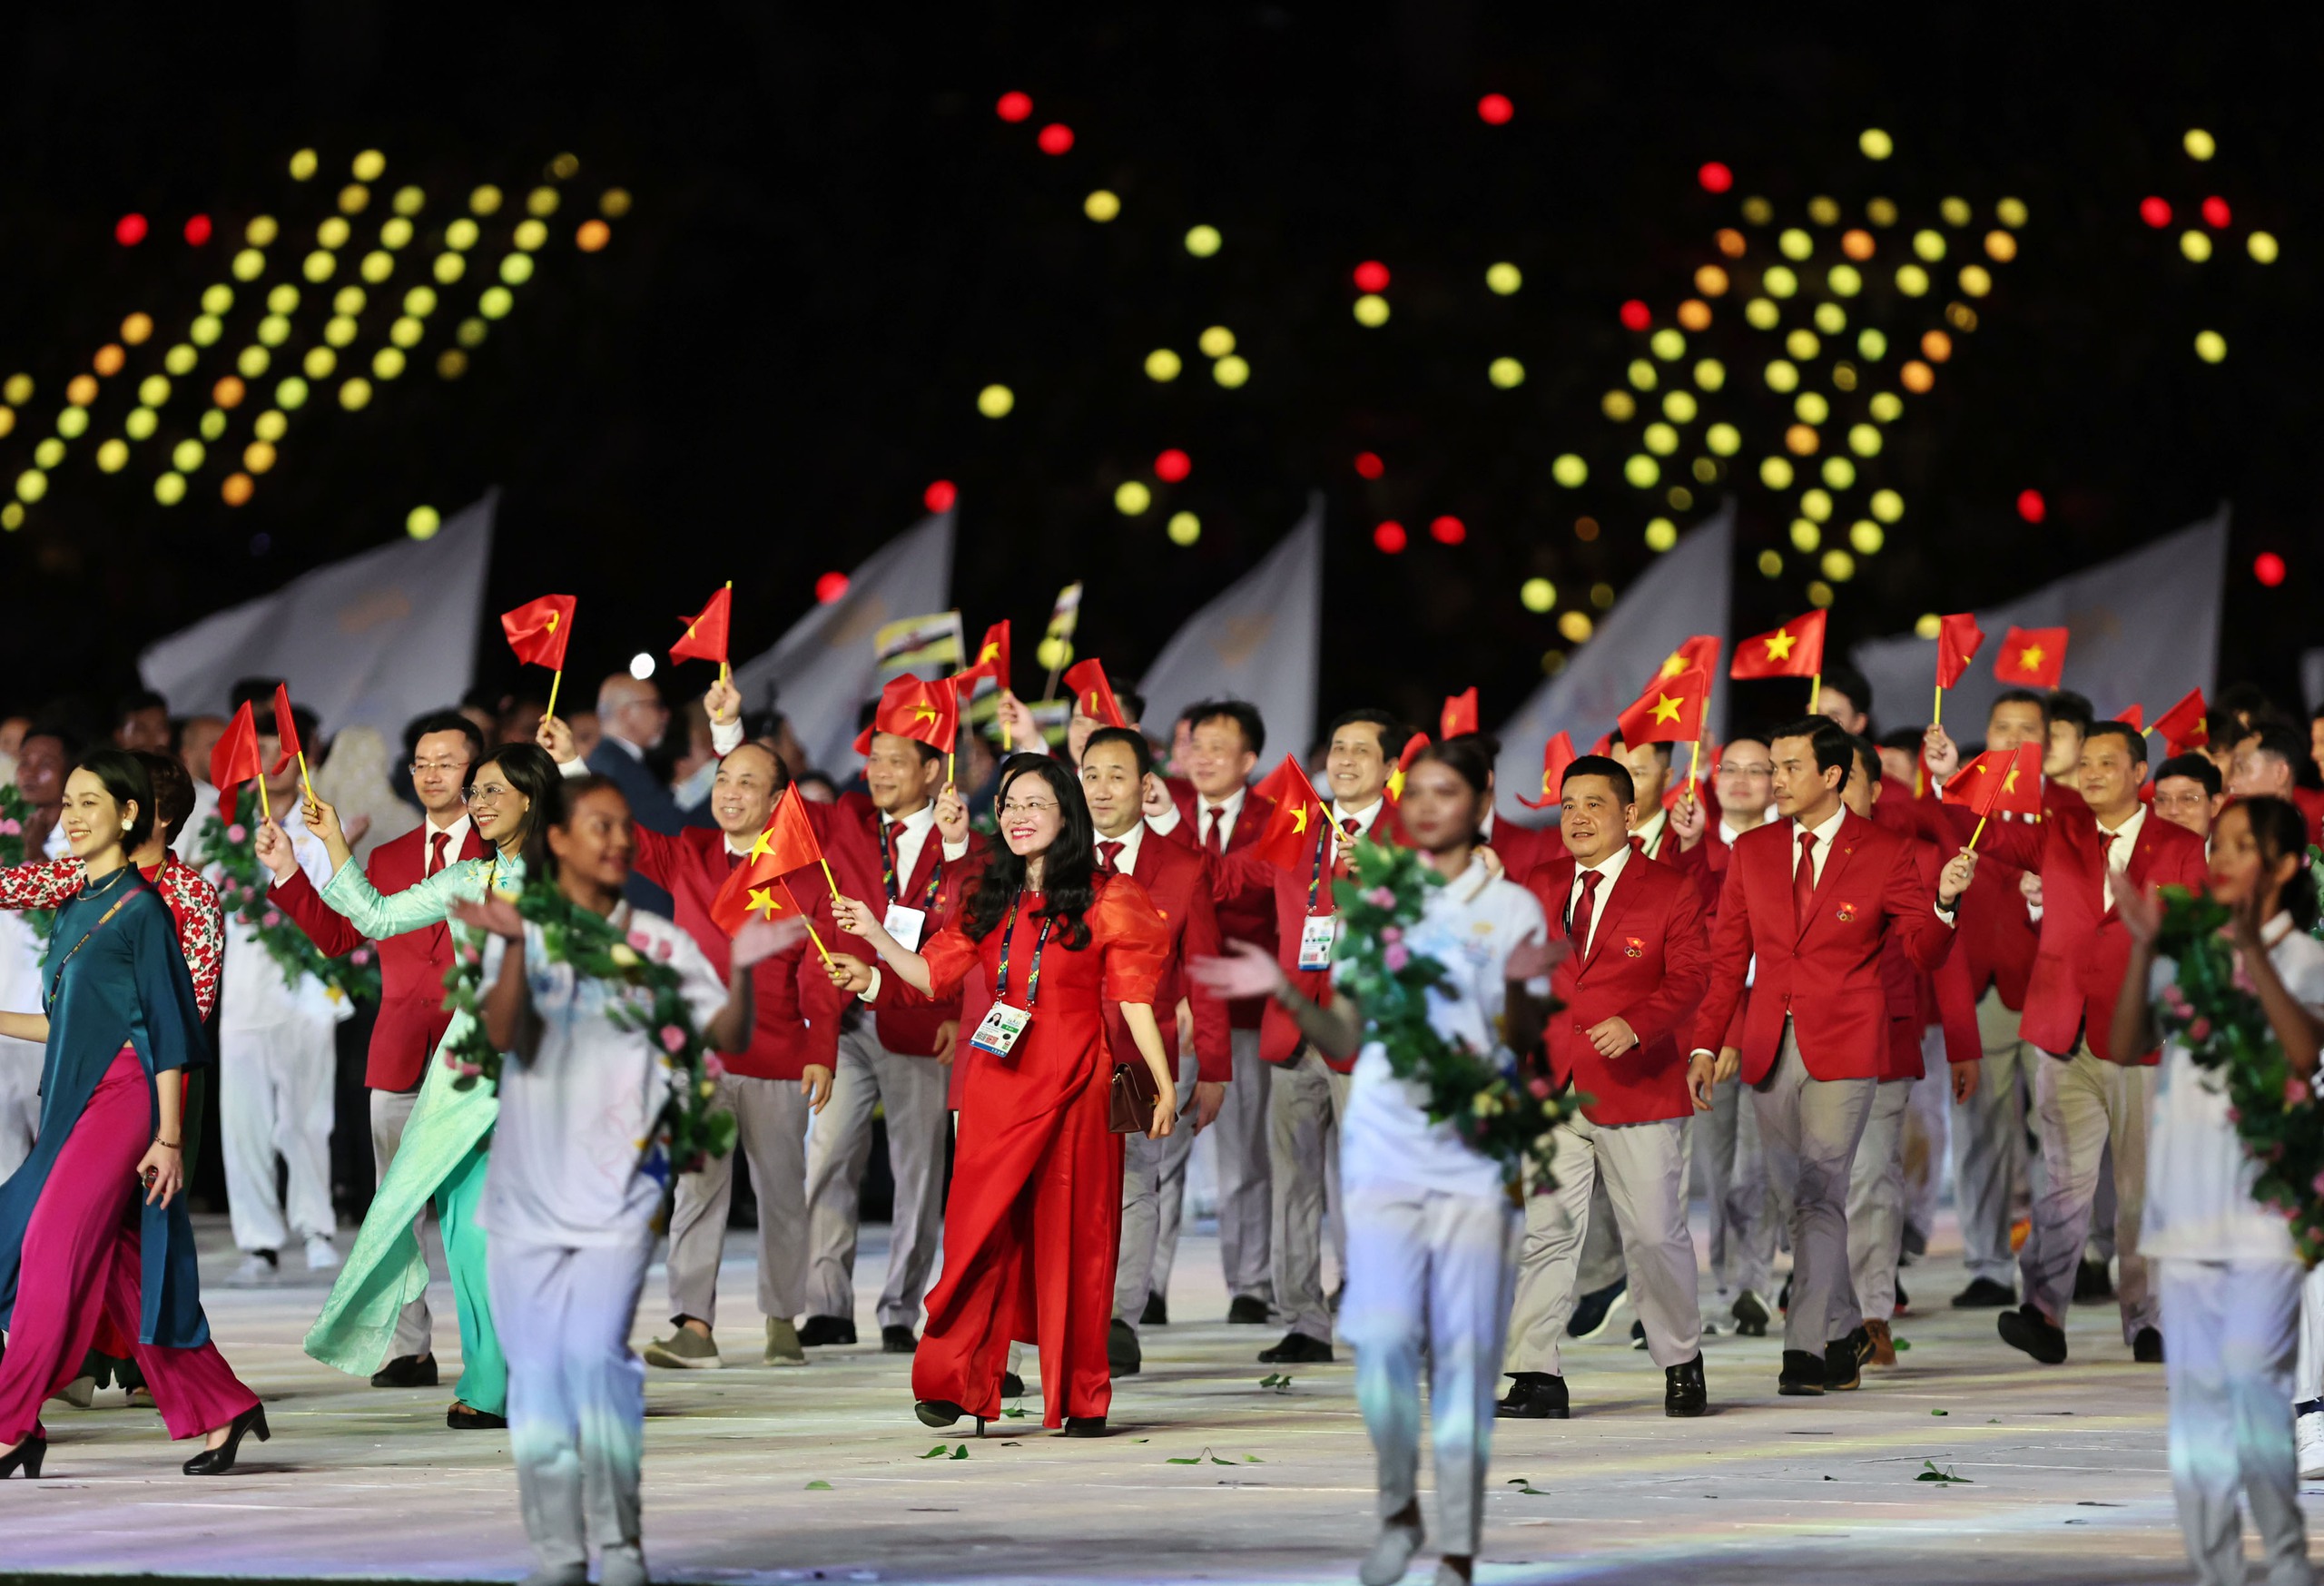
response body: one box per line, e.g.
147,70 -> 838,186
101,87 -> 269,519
798,1315 -> 858,1348
881,1325 -> 917,1355
2074,1259 -> 2116,1302
1951,1276 -> 2016,1309
1731,1291 -> 1769,1337
1062,1415 -> 1108,1437
1140,1293 -> 1168,1326
1844,1324 -> 1875,1367
2133,1326 -> 2165,1364
1777,1349 -> 1826,1396
1257,1331 -> 1334,1364
1825,1335 -> 1864,1391
1564,1277 -> 1627,1340
0,1431 -> 46,1478
1226,1295 -> 1270,1325
182,1404 -> 269,1475
1495,1372 -> 1570,1419
1997,1304 -> 2068,1364
1108,1318 -> 1142,1376
1664,1355 -> 1707,1418
1001,1372 -> 1025,1398
914,1399 -> 984,1434
447,1401 -> 507,1430
370,1353 -> 439,1389
1893,1280 -> 1910,1316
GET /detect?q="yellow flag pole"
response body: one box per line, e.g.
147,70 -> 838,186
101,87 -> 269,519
780,882 -> 835,968
1968,813 -> 1989,852
256,776 -> 271,823
819,857 -> 843,908
1933,685 -> 1944,730
1808,673 -> 1822,714
1687,736 -> 1702,799
720,579 -> 733,686
295,748 -> 316,805
545,668 -> 564,725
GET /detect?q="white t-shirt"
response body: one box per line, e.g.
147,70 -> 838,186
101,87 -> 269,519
218,803 -> 341,1031
478,906 -> 727,1247
1339,862 -> 1547,1200
2141,919 -> 2324,1264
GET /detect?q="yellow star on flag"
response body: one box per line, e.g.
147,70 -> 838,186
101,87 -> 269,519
747,824 -> 776,860
1650,691 -> 1684,724
1385,766 -> 1405,801
1659,652 -> 1689,678
976,640 -> 1000,665
2000,764 -> 2021,793
911,704 -> 938,724
745,885 -> 778,919
1289,804 -> 1310,834
543,611 -> 558,631
1761,628 -> 1796,662
2017,644 -> 2044,671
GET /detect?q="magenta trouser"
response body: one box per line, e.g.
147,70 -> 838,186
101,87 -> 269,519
0,1048 -> 257,1443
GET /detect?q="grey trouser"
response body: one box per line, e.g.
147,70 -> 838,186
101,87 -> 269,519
1116,1052 -> 1200,1330
1214,1027 -> 1274,1302
2020,1043 -> 2157,1340
1268,1047 -> 1350,1341
371,1088 -> 432,1359
1836,1076 -> 1913,1332
665,1071 -> 812,1327
1506,1114 -> 1701,1374
1754,1028 -> 1876,1355
1695,1073 -> 1773,1300
1952,987 -> 2034,1287
1901,1045 -> 1950,1250
803,1022 -> 950,1331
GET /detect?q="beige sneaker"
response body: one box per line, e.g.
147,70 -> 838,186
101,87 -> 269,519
643,1326 -> 723,1369
764,1317 -> 807,1367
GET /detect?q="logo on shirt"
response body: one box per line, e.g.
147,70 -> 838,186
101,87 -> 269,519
1623,936 -> 1645,958
1836,902 -> 1858,922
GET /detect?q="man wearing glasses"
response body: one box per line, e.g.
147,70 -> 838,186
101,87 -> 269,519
269,709 -> 489,1391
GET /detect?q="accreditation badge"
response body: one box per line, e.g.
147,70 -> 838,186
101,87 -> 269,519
969,1000 -> 1030,1056
882,902 -> 928,951
1297,912 -> 1339,971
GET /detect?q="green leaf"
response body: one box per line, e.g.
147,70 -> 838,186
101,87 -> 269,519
1166,1455 -> 1200,1465
1244,1453 -> 1265,1463
1930,1408 -> 1946,1416
1000,1405 -> 1027,1418
1895,1337 -> 1913,1351
920,1445 -> 948,1459
805,1480 -> 832,1490
1916,1461 -> 1972,1483
949,1444 -> 969,1460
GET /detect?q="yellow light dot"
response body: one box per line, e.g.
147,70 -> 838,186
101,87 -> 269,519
13,467 -> 46,504
63,373 -> 95,408
1629,359 -> 1658,390
1758,548 -> 1784,578
1706,422 -> 1745,458
1821,549 -> 1856,582
1900,360 -> 1935,393
437,350 -> 468,379
1695,359 -> 1726,391
447,218 -> 479,251
1759,456 -> 1795,490
1602,389 -> 1637,420
2250,231 -> 2280,264
1083,189 -> 1121,222
1488,356 -> 1525,389
1765,360 -> 1799,393
2184,128 -> 2216,162
1821,457 -> 1856,490
500,252 -> 535,287
1184,224 -> 1222,258
198,409 -> 226,441
190,315 -> 222,347
1643,422 -> 1678,456
172,438 -> 204,472
1807,580 -> 1835,608
1910,230 -> 1945,264
1521,576 -> 1556,612
2194,330 -> 2227,363
32,438 -> 62,469
318,216 -> 351,250
289,149 -> 318,181
1167,510 -> 1200,546
1590,583 -> 1617,610
1762,265 -> 1797,299
50,408 -> 84,438
1115,480 -> 1152,516
469,185 -> 503,218
1644,519 -> 1679,553
153,471 -> 185,507
302,250 -> 337,283
1662,389 -> 1698,423
1694,263 -> 1728,298
1744,298 -> 1780,330
1486,261 -> 1522,295
1827,263 -> 1862,298
232,248 -> 266,281
1778,228 -> 1813,261
360,250 -> 394,283
137,374 -> 171,408
1790,519 -> 1821,552
1786,328 -> 1822,361
1789,391 -> 1827,426
1847,423 -> 1882,457
1855,329 -> 1887,362
1860,128 -> 1894,161
373,346 -> 407,379
1800,488 -> 1834,521
977,383 -> 1015,418
1145,348 -> 1182,382
323,314 -> 357,349
253,409 -> 288,443
1982,230 -> 2018,264
1198,326 -> 1236,359
338,183 -> 370,217
247,214 -> 281,247
403,505 -> 441,539
244,441 -> 276,475
1551,454 -> 1588,488
1624,454 -> 1659,488
1807,196 -> 1841,226
350,148 -> 385,182
434,253 -> 467,285
96,438 -> 127,473
514,219 -> 548,251
1869,391 -> 1904,422
1353,293 -> 1391,327
340,377 -> 373,410
236,346 -> 271,379
258,314 -> 291,347
527,186 -> 560,218
481,285 -> 517,320
1677,299 -> 1712,332
1558,611 -> 1593,644
1035,637 -> 1070,672
1213,355 -> 1250,389
389,315 -> 424,348
2179,230 -> 2212,263
1649,328 -> 1686,360
1850,520 -> 1886,555
1958,264 -> 1994,297
303,346 -> 337,380
1870,488 -> 1905,523
124,408 -> 157,440
277,377 -> 310,410
221,472 -> 254,507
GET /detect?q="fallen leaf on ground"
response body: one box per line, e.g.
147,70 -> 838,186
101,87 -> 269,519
1916,1461 -> 1972,1483
805,1480 -> 832,1490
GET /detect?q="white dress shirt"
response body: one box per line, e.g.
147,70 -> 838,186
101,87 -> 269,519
1095,819 -> 1147,874
422,812 -> 475,875
1563,842 -> 1632,957
1330,797 -> 1384,867
1632,807 -> 1672,861
1150,783 -> 1246,845
883,801 -> 968,892
220,801 -> 341,1031
1789,805 -> 1847,887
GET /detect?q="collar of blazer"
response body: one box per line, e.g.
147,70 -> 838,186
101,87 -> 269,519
1781,807 -> 1868,946
1576,854 -> 1649,977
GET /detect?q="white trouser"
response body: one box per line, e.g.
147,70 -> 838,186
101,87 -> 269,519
803,1022 -> 950,1331
1952,988 -> 2034,1287
1695,1073 -> 1772,1301
221,1016 -> 338,1254
666,1072 -> 812,1327
1754,1028 -> 1876,1355
1116,1052 -> 1200,1329
1214,1027 -> 1274,1303
489,1223 -> 656,1575
370,1088 -> 432,1359
1901,1036 -> 1950,1250
2158,1258 -> 2313,1586
1506,1114 -> 1700,1374
0,1037 -> 40,1183
1268,1048 -> 1350,1340
2294,1266 -> 2324,1408
1343,1182 -> 1518,1560
2020,1045 -> 2157,1340
1836,1076 -> 1913,1333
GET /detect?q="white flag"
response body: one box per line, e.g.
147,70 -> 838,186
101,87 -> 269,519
1136,494 -> 1322,763
1493,502 -> 1734,825
731,508 -> 955,773
1850,507 -> 2229,734
138,492 -> 495,740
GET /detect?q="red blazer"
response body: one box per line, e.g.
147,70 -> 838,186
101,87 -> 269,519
1878,840 -> 1984,1080
271,821 -> 489,1092
630,823 -> 846,1081
1961,800 -> 2207,1065
1103,832 -> 1232,1084
835,792 -> 985,1058
1693,810 -> 1957,1083
1158,784 -> 1279,1032
1521,852 -> 1710,1125
2296,785 -> 2324,848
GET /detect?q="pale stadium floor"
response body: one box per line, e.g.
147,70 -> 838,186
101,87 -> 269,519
0,1207 -> 2277,1585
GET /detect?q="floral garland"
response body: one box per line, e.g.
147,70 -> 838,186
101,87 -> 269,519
438,872 -> 736,1177
1332,839 -> 1577,1187
0,784 -> 56,948
2152,883 -> 2324,1265
196,788 -> 380,1004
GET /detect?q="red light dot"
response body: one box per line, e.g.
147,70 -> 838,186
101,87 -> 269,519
814,571 -> 851,604
2254,551 -> 2288,587
1353,260 -> 1390,293
1698,162 -> 1734,193
1037,123 -> 1074,155
1477,94 -> 1513,126
2016,488 -> 2046,524
996,91 -> 1033,123
1619,300 -> 1651,332
1429,515 -> 1467,546
2201,195 -> 2232,229
1154,448 -> 1191,483
2139,196 -> 2172,229
114,212 -> 148,246
1374,520 -> 1408,554
182,214 -> 212,246
1354,450 -> 1384,479
922,479 -> 957,513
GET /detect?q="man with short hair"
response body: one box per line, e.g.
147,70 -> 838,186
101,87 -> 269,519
2151,753 -> 2224,842
1815,665 -> 1876,737
2044,690 -> 2095,783
113,688 -> 171,753
587,674 -> 714,912
2230,723 -> 2324,845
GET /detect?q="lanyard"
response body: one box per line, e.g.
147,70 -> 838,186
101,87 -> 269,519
44,870 -> 138,1012
993,893 -> 1055,1011
883,820 -> 942,910
1307,823 -> 1330,912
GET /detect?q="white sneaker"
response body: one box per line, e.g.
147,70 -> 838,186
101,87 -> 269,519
2299,1412 -> 2324,1480
304,1234 -> 341,1271
231,1251 -> 281,1286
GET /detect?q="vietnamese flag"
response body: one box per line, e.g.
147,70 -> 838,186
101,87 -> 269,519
2117,703 -> 2144,733
1936,613 -> 1985,690
1659,635 -> 1723,687
1248,754 -> 1328,874
1617,665 -> 1709,747
1943,744 -> 2043,820
1728,611 -> 1826,681
268,682 -> 301,776
852,673 -> 959,756
1062,658 -> 1128,729
211,700 -> 264,803
501,594 -> 577,671
1994,625 -> 2068,688
1386,732 -> 1430,803
1516,732 -> 1580,811
2152,688 -> 2209,755
669,585 -> 732,667
963,620 -> 1011,693
710,787 -> 826,933
1439,688 -> 1479,741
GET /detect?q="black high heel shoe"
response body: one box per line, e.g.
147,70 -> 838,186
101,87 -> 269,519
913,1399 -> 986,1436
182,1404 -> 268,1476
0,1432 -> 46,1478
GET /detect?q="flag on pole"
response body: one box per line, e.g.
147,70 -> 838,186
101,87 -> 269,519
1994,625 -> 2069,688
874,610 -> 966,684
267,682 -> 301,776
1062,658 -> 1128,728
1514,732 -> 1579,811
2118,703 -> 2145,733
1386,731 -> 1430,803
1728,611 -> 1826,681
1439,687 -> 1479,741
2152,687 -> 2209,755
1659,635 -> 1723,685
501,595 -> 576,671
1943,744 -> 2044,819
1248,754 -> 1328,873
962,620 -> 1011,694
1935,613 -> 1985,689
211,701 -> 264,803
1617,665 -> 1709,747
1044,583 -> 1084,648
669,586 -> 733,667
710,787 -> 827,933
852,673 -> 960,756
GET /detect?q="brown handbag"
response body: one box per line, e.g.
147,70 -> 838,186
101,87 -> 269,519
1108,1059 -> 1160,1134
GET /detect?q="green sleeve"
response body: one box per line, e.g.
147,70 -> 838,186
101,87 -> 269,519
320,853 -> 491,938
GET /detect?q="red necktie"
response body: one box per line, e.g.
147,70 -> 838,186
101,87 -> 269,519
1334,817 -> 1359,877
1204,804 -> 1226,855
1571,869 -> 1601,955
1098,840 -> 1123,875
1793,829 -> 1818,931
428,830 -> 449,878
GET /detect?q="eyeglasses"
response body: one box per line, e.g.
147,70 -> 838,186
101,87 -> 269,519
1000,799 -> 1060,817
411,759 -> 472,777
462,782 -> 517,806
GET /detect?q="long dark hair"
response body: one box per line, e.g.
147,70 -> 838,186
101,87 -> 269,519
2236,795 -> 2320,932
484,742 -> 566,872
960,754 -> 1095,949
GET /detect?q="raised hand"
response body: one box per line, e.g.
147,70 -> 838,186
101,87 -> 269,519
303,793 -> 345,850
1938,847 -> 1978,906
732,915 -> 807,968
1141,773 -> 1176,823
252,818 -> 298,882
704,676 -> 742,728
449,893 -> 525,941
933,782 -> 969,846
1188,939 -> 1287,1002
1922,724 -> 1961,781
829,893 -> 881,943
992,692 -> 1041,754
2115,872 -> 2163,947
1670,786 -> 1708,850
825,952 -> 874,995
536,714 -> 578,765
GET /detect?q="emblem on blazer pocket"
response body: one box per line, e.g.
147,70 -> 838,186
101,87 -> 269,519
1836,902 -> 1857,922
1624,937 -> 1645,957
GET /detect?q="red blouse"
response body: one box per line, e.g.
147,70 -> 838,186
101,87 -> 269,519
0,856 -> 224,1021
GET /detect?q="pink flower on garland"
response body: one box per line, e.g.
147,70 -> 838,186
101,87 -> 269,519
261,910 -> 281,929
1381,925 -> 1403,945
629,929 -> 654,952
1527,1076 -> 1551,1099
226,824 -> 247,843
655,939 -> 673,960
351,948 -> 372,966
704,1052 -> 728,1079
2290,1077 -> 2311,1107
1364,886 -> 1396,910
660,1024 -> 686,1053
1384,942 -> 1409,972
2187,1017 -> 2212,1042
